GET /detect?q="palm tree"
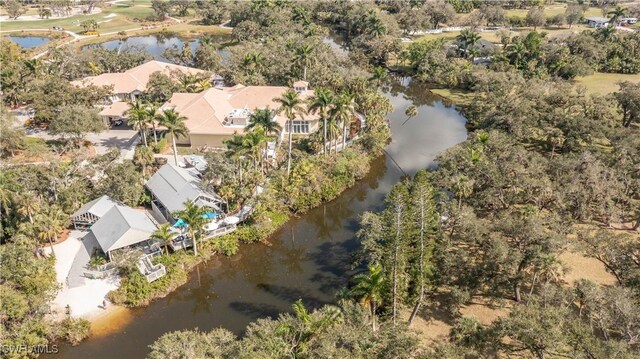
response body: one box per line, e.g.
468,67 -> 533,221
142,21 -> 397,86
23,59 -> 42,79
145,103 -> 159,145
242,127 -> 267,171
17,192 -> 41,224
155,109 -> 189,166
369,66 -> 388,87
196,79 -> 211,92
329,92 -> 356,151
528,254 -> 565,295
307,88 -> 335,155
172,200 -> 207,257
596,26 -> 617,41
367,17 -> 386,37
134,145 -> 155,179
506,41 -> 527,70
151,223 -> 175,256
246,107 -> 282,136
294,44 -> 315,81
126,100 -> 149,147
35,205 -> 68,258
241,51 -> 265,76
322,115 -> 342,155
608,6 -> 627,26
223,133 -> 249,184
0,172 -> 16,219
274,90 -> 306,177
178,74 -> 199,93
456,29 -> 481,58
403,105 -> 418,126
350,264 -> 385,332
453,174 -> 474,210
275,299 -> 343,357
87,61 -> 101,76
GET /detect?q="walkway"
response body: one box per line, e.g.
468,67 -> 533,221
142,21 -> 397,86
118,132 -> 141,160
25,127 -> 139,159
67,232 -> 103,288
29,26 -> 145,59
47,231 -> 120,319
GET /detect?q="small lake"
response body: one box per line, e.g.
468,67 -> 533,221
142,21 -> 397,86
83,35 -> 229,62
322,32 -> 349,56
7,35 -> 51,48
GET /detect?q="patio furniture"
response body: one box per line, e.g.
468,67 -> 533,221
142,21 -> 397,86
205,222 -> 219,232
224,216 -> 240,225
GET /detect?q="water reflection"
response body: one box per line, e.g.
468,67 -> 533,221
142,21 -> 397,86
179,267 -> 219,315
8,35 -> 50,49
83,35 -> 230,62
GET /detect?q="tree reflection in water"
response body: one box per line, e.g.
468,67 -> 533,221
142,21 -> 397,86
179,265 -> 219,315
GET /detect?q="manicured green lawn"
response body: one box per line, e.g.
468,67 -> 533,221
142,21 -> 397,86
0,4 -> 153,33
504,5 -> 603,19
430,88 -> 474,106
575,72 -> 640,95
412,30 -> 503,43
117,0 -> 153,5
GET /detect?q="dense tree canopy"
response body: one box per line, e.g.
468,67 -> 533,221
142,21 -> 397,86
2,1 -> 639,357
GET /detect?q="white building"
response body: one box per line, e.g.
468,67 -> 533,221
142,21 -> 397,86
585,17 -> 610,28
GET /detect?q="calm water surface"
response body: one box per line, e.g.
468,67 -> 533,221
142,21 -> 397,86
83,35 -> 229,62
8,35 -> 50,48
54,79 -> 468,359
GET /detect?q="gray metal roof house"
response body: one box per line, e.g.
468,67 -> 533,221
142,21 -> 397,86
70,195 -> 119,229
145,163 -> 225,222
90,205 -> 157,260
585,17 -> 610,28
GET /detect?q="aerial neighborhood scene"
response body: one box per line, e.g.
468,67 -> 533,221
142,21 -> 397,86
1,0 -> 640,358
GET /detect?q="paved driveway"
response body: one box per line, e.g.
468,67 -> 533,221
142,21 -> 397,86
25,126 -> 139,159
86,127 -> 139,158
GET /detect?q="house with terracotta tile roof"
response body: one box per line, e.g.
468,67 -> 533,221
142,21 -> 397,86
72,60 -> 215,126
161,82 -> 319,148
72,60 -> 211,103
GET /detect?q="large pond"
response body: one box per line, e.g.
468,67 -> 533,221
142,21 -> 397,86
83,35 -> 229,62
7,35 -> 51,48
55,78 -> 468,359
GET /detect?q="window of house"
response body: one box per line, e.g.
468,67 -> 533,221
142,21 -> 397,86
230,117 -> 247,126
290,120 -> 309,134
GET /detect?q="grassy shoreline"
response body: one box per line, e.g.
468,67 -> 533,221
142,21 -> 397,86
75,25 -> 231,48
429,88 -> 474,106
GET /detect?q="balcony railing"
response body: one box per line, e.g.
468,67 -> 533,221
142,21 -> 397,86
138,254 -> 167,283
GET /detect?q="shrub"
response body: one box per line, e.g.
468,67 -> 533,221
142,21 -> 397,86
109,252 -> 195,306
210,235 -> 239,256
57,317 -> 90,345
153,138 -> 167,154
226,226 -> 263,244
507,16 -> 525,27
272,144 -> 376,213
88,255 -> 106,269
108,271 -> 152,306
444,287 -> 472,318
